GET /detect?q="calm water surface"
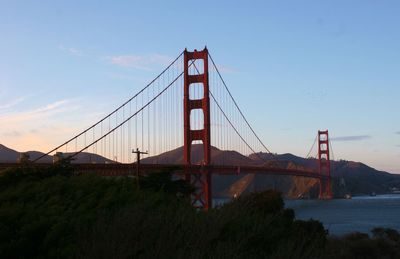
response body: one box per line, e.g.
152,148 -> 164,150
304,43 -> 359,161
285,194 -> 400,236
214,194 -> 400,236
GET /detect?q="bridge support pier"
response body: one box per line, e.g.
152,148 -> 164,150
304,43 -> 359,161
183,48 -> 212,209
318,130 -> 332,199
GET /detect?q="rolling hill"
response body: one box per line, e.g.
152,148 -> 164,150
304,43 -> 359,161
1,143 -> 399,198
142,145 -> 400,198
0,144 -> 113,164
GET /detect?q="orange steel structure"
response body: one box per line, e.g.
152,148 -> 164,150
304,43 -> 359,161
318,130 -> 332,199
1,48 -> 334,210
183,48 -> 212,209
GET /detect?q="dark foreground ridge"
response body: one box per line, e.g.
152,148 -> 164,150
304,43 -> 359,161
1,163 -> 399,258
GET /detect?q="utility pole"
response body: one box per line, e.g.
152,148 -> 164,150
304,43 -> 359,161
132,148 -> 148,188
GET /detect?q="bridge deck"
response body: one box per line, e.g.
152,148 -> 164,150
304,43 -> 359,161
0,163 -> 329,179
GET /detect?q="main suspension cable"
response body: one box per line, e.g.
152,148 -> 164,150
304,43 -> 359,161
68,70 -> 185,160
305,134 -> 318,159
208,52 -> 274,155
34,51 -> 184,163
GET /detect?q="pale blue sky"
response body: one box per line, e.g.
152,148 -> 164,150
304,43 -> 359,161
0,1 -> 399,173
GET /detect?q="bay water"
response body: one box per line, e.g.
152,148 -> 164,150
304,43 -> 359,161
214,194 -> 400,236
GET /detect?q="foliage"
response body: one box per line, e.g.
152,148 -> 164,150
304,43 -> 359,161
0,162 -> 140,258
139,168 -> 194,196
325,228 -> 400,259
78,189 -> 327,259
0,164 -> 399,258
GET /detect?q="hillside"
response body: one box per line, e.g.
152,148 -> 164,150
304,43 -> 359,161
143,145 -> 400,198
0,144 -> 52,163
141,144 -> 259,166
250,152 -> 400,196
0,144 -> 113,164
2,143 -> 399,198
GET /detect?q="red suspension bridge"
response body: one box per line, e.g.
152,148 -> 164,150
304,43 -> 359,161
2,48 -> 334,209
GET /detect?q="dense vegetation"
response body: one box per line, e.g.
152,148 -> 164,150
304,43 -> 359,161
0,163 -> 399,258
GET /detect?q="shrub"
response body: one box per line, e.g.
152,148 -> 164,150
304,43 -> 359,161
0,165 -> 328,259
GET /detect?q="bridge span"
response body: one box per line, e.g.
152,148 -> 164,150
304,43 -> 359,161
0,162 -> 328,180
2,48 -> 335,209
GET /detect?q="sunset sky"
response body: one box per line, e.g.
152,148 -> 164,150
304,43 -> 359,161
0,1 -> 399,173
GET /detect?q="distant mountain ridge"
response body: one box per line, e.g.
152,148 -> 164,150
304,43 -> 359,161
1,144 -> 399,197
0,144 -> 53,163
141,144 -> 260,166
142,145 -> 400,197
0,144 -> 113,164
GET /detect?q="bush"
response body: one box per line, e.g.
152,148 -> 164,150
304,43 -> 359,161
0,164 -> 328,259
325,229 -> 400,259
78,189 -> 326,259
0,164 -> 139,258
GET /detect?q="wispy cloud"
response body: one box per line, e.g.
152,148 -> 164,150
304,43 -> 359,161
0,96 -> 26,110
58,45 -> 83,56
0,99 -> 82,152
331,135 -> 371,142
396,131 -> 400,135
0,99 -> 76,123
105,53 -> 172,70
1,124 -> 79,153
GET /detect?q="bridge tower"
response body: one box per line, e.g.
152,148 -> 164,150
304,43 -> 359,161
183,48 -> 212,209
318,130 -> 332,199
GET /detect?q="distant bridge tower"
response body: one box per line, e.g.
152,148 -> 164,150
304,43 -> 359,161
183,48 -> 212,209
318,130 -> 332,199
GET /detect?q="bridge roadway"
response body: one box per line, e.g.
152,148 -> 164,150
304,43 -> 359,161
0,163 -> 329,180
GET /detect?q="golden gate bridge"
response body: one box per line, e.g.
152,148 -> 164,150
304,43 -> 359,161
2,48 -> 334,209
